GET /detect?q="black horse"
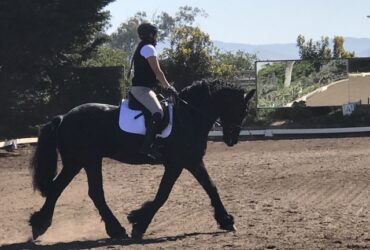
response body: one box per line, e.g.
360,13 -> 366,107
29,79 -> 255,240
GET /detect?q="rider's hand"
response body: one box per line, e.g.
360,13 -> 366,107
166,85 -> 178,97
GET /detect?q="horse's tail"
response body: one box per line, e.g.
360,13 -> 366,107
30,116 -> 63,197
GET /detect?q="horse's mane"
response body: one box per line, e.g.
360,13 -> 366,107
179,79 -> 244,105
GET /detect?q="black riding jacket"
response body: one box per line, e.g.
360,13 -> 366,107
132,41 -> 158,88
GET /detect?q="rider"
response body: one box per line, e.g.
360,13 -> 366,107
130,23 -> 176,159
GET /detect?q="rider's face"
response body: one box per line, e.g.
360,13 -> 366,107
152,33 -> 158,45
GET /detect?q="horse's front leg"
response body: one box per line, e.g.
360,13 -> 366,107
187,160 -> 236,231
128,165 -> 182,239
85,160 -> 128,239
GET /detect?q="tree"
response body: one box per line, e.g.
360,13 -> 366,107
161,26 -> 215,89
82,46 -> 128,67
297,34 -> 355,60
212,50 -> 257,80
171,6 -> 208,28
297,35 -> 332,61
0,0 -> 113,75
109,6 -> 256,90
109,12 -> 147,58
0,0 -> 114,137
81,45 -> 131,97
297,35 -> 332,71
108,6 -> 207,57
333,36 -> 355,58
155,6 -> 207,41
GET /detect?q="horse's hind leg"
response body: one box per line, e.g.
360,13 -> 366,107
30,163 -> 81,240
84,160 -> 128,239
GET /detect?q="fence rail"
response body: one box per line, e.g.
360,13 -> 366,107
2,126 -> 370,149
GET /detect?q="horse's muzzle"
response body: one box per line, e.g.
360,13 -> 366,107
223,126 -> 240,146
225,138 -> 237,147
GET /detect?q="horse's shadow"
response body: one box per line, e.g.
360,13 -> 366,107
0,231 -> 227,250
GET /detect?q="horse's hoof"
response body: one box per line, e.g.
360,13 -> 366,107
32,227 -> 43,240
230,225 -> 237,231
31,222 -> 51,240
29,212 -> 51,240
108,230 -> 129,239
131,226 -> 144,240
106,225 -> 129,239
220,224 -> 237,232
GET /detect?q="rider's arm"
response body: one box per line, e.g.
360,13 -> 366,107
147,56 -> 171,89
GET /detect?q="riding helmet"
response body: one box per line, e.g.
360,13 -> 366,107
137,23 -> 158,41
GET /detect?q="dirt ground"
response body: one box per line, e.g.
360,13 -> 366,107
2,137 -> 370,249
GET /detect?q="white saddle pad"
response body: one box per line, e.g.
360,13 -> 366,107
119,99 -> 173,138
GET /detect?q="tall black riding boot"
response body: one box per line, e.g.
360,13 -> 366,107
140,112 -> 162,159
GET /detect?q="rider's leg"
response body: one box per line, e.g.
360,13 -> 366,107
140,112 -> 162,159
130,87 -> 164,117
130,87 -> 164,159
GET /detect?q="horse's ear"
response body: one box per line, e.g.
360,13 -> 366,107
244,89 -> 256,105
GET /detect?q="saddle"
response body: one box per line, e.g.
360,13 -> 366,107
118,93 -> 173,138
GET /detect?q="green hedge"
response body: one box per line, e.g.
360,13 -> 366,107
54,66 -> 123,113
0,66 -> 123,139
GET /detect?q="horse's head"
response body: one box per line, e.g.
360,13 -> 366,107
179,80 -> 255,146
219,88 -> 255,146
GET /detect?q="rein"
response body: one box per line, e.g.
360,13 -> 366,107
172,94 -> 222,127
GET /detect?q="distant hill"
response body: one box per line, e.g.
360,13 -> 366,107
213,41 -> 298,60
213,37 -> 370,60
345,38 -> 370,57
157,37 -> 370,60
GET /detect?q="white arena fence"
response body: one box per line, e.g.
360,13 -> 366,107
2,127 -> 370,149
209,127 -> 370,137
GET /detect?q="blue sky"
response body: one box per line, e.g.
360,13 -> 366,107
104,0 -> 370,45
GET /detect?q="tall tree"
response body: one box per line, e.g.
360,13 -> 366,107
297,35 -> 332,71
333,36 -> 355,58
212,50 -> 257,80
297,35 -> 332,61
108,6 -> 207,58
82,46 -> 127,68
0,0 -> 113,75
0,0 -> 114,137
161,26 -> 214,89
155,6 -> 207,41
109,12 -> 148,58
297,34 -> 355,71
